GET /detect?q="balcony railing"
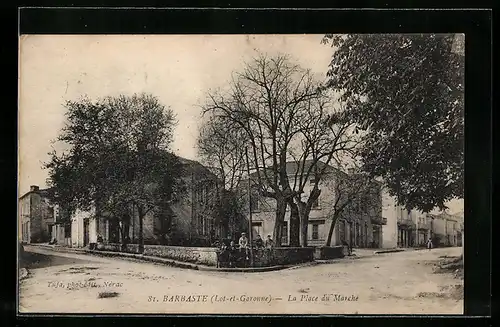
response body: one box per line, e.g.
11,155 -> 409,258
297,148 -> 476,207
416,221 -> 431,230
371,216 -> 387,225
397,218 -> 415,228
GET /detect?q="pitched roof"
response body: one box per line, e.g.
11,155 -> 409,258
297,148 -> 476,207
177,156 -> 217,178
249,159 -> 344,179
18,187 -> 53,200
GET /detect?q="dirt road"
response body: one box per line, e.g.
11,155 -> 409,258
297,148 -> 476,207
19,246 -> 463,314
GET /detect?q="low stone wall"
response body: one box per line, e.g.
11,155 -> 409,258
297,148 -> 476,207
96,244 -> 315,268
252,247 -> 315,267
96,243 -> 218,266
143,245 -> 218,266
313,246 -> 346,260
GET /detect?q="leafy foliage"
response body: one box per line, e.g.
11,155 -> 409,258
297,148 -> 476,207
323,34 -> 464,212
44,94 -> 185,246
197,114 -> 248,238
201,54 -> 357,246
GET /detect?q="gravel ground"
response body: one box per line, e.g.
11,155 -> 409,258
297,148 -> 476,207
19,246 -> 463,314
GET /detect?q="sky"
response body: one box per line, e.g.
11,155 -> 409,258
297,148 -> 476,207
18,34 -> 463,214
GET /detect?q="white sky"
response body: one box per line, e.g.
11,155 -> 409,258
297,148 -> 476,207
18,34 -> 463,214
18,34 -> 332,196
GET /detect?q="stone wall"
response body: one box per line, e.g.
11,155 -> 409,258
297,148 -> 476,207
143,245 -> 218,266
96,243 -> 218,266
96,243 -> 316,268
313,246 -> 346,260
252,247 -> 315,267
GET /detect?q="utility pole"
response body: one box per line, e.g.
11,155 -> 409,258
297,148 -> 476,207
415,213 -> 419,247
245,146 -> 254,268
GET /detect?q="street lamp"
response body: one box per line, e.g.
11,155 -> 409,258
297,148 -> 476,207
245,146 -> 254,268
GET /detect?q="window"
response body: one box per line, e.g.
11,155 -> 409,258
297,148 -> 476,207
310,220 -> 325,241
208,218 -> 214,235
309,178 -> 317,185
281,221 -> 288,244
311,197 -> 320,209
197,214 -> 203,234
250,194 -> 259,212
312,224 -> 319,240
202,215 -> 210,236
252,222 -> 262,239
338,220 -> 346,243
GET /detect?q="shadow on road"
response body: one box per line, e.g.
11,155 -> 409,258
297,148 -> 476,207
20,250 -> 92,269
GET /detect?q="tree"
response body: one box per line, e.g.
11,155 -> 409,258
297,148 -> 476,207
45,93 -> 185,252
202,54 -> 320,245
323,167 -> 382,247
322,34 -> 464,212
286,99 -> 358,246
201,54 -> 357,246
197,114 -> 248,239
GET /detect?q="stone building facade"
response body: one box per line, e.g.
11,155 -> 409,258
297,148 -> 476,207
381,192 -> 463,249
69,157 -> 244,248
18,185 -> 55,243
428,212 -> 463,247
246,161 -> 386,248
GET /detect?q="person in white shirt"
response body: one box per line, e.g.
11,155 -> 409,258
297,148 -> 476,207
426,238 -> 433,251
239,232 -> 248,249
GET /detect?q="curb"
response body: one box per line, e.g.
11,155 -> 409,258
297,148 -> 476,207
374,249 -> 405,254
82,249 -> 201,270
87,250 -> 300,272
27,245 -> 331,273
198,265 -> 291,273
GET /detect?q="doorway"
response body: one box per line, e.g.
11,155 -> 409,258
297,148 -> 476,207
83,218 -> 89,246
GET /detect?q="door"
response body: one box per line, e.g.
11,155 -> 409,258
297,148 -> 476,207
251,222 -> 262,239
372,226 -> 380,248
83,218 -> 90,246
48,225 -> 53,241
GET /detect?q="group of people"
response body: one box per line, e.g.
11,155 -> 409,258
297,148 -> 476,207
217,232 -> 275,268
236,232 -> 275,249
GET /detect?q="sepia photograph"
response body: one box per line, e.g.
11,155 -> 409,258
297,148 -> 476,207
18,33 -> 465,315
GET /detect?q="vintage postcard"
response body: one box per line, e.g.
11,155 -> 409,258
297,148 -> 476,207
18,34 -> 464,315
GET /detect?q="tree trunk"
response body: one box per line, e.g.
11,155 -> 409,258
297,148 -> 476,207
297,201 -> 309,247
273,198 -> 286,246
120,213 -> 131,251
287,199 -> 300,247
138,204 -> 145,253
298,188 -> 321,247
326,214 -> 339,246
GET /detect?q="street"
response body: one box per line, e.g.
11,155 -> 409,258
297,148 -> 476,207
19,246 -> 463,314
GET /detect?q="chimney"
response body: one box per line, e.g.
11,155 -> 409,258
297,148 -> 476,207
30,185 -> 39,192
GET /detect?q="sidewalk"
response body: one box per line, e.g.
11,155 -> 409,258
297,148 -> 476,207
27,244 -> 414,273
25,244 -> 306,273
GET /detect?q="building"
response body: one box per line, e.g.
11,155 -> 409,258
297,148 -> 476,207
381,193 -> 464,248
50,205 -> 72,246
381,192 -> 433,248
428,212 -> 463,247
69,157 -> 243,248
18,185 -> 56,243
394,207 -> 432,248
381,190 -> 398,248
246,161 -> 386,248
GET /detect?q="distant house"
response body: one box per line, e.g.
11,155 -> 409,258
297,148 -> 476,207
244,160 -> 386,248
379,193 -> 464,249
69,157 -> 244,248
381,189 -> 435,249
428,212 -> 463,247
51,204 -> 72,246
18,185 -> 56,243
